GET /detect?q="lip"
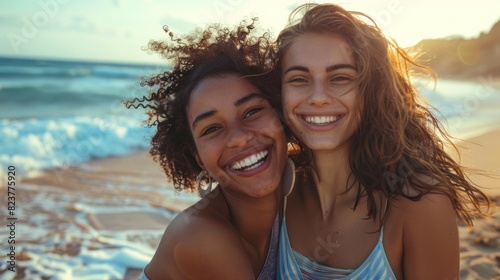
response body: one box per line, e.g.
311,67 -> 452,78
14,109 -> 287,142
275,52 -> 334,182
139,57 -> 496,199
298,113 -> 344,131
225,145 -> 272,177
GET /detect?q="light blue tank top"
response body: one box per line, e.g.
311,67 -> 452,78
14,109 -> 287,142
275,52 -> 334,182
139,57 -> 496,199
277,215 -> 396,279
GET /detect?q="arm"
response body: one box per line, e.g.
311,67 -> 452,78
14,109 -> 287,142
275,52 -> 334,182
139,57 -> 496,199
402,193 -> 459,280
173,228 -> 256,279
144,212 -> 255,280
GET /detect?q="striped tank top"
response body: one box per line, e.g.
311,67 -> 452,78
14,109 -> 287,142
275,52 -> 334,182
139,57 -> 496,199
278,216 -> 396,279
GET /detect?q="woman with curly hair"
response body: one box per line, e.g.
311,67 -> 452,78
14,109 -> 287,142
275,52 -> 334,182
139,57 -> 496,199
276,3 -> 492,279
125,19 -> 294,279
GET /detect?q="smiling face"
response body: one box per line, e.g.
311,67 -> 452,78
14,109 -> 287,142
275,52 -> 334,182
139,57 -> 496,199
281,33 -> 361,153
187,74 -> 287,198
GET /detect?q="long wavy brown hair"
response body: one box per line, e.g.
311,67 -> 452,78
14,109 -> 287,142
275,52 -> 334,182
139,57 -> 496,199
277,3 -> 492,227
124,19 -> 284,192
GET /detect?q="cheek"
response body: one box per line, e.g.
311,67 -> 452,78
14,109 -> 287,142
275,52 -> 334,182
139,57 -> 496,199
193,141 -> 216,167
345,94 -> 363,131
282,96 -> 302,129
342,88 -> 360,110
252,116 -> 286,145
268,117 -> 286,139
281,92 -> 295,115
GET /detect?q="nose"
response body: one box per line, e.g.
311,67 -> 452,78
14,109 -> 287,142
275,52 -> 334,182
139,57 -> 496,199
307,81 -> 332,106
226,126 -> 254,148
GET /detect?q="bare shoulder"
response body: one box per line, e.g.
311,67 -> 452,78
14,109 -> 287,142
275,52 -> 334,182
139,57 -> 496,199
392,192 -> 454,214
390,189 -> 457,233
390,190 -> 459,279
145,198 -> 254,279
393,173 -> 455,217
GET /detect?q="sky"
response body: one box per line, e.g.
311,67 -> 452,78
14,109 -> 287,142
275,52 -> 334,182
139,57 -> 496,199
1,0 -> 499,65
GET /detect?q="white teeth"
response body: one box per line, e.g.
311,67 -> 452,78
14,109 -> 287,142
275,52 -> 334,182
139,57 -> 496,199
304,115 -> 339,125
231,150 -> 268,171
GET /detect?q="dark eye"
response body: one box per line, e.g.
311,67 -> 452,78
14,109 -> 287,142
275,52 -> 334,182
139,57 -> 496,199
286,77 -> 308,85
244,107 -> 263,118
331,75 -> 353,83
201,125 -> 221,136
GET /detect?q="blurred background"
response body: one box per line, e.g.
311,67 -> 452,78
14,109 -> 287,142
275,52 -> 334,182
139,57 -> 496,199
1,0 -> 500,63
1,0 -> 499,279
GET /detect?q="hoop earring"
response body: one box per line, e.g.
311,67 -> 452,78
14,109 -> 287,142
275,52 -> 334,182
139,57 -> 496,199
282,158 -> 296,197
196,170 -> 213,198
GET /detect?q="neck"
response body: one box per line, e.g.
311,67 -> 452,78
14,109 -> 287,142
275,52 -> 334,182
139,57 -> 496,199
221,188 -> 280,255
310,146 -> 358,220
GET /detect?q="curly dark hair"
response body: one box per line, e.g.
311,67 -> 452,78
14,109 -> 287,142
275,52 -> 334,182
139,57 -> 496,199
124,19 -> 284,192
277,3 -> 492,227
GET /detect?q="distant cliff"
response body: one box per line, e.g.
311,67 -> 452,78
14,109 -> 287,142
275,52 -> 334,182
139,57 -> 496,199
412,19 -> 500,79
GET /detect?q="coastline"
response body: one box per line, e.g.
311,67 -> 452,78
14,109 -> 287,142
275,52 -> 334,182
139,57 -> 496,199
19,151 -> 198,212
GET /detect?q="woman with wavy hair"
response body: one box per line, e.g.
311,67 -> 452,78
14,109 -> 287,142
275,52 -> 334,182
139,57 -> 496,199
276,3 -> 492,279
125,19 -> 295,279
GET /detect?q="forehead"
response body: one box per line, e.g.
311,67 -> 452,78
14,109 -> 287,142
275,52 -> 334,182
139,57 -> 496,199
186,74 -> 261,118
283,33 -> 354,66
189,74 -> 258,102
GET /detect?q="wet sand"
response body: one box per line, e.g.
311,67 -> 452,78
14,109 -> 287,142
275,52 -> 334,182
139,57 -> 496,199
0,152 -> 197,279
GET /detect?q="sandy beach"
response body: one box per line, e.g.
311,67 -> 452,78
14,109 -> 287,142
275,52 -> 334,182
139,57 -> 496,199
454,129 -> 500,279
1,128 -> 499,279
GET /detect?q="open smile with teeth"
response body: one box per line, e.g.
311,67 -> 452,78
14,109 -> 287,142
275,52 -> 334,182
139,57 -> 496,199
230,150 -> 269,171
303,115 -> 340,125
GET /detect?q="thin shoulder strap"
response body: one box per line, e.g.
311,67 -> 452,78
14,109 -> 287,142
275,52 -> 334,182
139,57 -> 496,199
379,196 -> 390,241
383,197 -> 389,215
283,195 -> 289,214
281,158 -> 296,216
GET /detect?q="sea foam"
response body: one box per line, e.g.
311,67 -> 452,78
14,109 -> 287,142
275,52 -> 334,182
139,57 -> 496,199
0,115 -> 153,183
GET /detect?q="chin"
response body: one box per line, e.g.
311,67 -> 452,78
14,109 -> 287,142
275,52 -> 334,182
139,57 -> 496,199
249,183 -> 280,198
303,140 -> 338,151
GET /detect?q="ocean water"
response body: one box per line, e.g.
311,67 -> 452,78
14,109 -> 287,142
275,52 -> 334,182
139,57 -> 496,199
0,57 -> 167,182
415,77 -> 500,139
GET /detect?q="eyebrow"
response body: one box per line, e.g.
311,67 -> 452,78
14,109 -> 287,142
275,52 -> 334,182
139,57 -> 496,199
191,92 -> 265,129
283,63 -> 357,75
234,92 -> 264,106
192,110 -> 217,129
